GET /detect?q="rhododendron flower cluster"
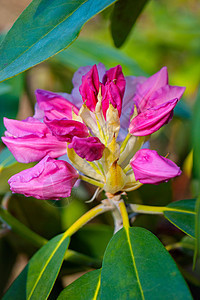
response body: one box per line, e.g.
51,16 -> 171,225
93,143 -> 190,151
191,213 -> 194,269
2,63 -> 185,200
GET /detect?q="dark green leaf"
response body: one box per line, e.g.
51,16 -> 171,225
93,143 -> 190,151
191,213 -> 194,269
58,269 -> 101,300
3,233 -> 70,300
0,0 -> 117,82
100,227 -> 192,299
0,75 -> 24,136
0,238 -> 17,298
53,38 -> 146,76
111,0 -> 149,48
164,199 -> 196,238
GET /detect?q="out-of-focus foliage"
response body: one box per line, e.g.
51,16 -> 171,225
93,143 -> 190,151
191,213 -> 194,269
111,0 -> 149,48
0,0 -> 200,298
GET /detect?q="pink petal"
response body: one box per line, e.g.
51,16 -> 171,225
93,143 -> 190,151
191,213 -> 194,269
134,67 -> 168,112
147,85 -> 186,108
2,134 -> 67,163
68,136 -> 105,161
103,65 -> 126,98
44,117 -> 89,142
79,64 -> 99,111
102,65 -> 126,118
2,117 -> 67,163
102,81 -> 122,118
120,76 -> 146,133
3,117 -> 49,138
8,156 -> 79,200
129,98 -> 178,136
71,63 -> 106,109
35,89 -> 79,120
130,149 -> 181,184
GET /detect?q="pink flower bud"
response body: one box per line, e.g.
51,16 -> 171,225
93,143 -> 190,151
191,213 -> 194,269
8,156 -> 79,200
130,149 -> 181,184
2,117 -> 67,163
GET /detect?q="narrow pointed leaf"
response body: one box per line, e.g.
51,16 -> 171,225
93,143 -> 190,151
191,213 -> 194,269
3,233 -> 70,300
100,227 -> 192,299
164,199 -> 196,238
111,0 -> 149,48
0,0 -> 117,83
58,269 -> 101,300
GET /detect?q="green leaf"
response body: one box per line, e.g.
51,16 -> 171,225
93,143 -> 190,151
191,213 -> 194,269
164,199 -> 196,238
100,227 -> 192,299
58,269 -> 101,300
3,233 -> 70,300
0,74 -> 24,136
111,0 -> 149,48
53,38 -> 146,76
0,0 -> 117,83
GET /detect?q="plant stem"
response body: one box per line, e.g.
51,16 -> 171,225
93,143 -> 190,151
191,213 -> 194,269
130,204 -> 164,215
117,199 -> 130,230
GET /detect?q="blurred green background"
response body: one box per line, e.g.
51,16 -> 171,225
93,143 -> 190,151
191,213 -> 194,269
0,0 -> 199,298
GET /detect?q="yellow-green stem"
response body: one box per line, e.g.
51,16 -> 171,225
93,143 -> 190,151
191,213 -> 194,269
63,202 -> 112,238
117,199 -> 130,230
79,174 -> 104,188
120,133 -> 131,153
130,204 -> 164,214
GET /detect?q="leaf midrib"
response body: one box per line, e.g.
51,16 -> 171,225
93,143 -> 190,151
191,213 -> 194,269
125,227 -> 145,300
27,235 -> 68,300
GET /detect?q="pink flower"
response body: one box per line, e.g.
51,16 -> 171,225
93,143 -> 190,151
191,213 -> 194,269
79,64 -> 126,118
130,149 -> 181,184
129,67 -> 185,136
2,63 -> 184,199
34,89 -> 79,120
8,156 -> 79,200
2,117 -> 67,163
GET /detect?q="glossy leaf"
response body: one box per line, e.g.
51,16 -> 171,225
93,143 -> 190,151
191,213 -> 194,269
3,233 -> 70,300
0,0 -> 117,83
111,0 -> 149,47
164,199 -> 196,238
100,227 -> 192,299
53,38 -> 146,76
58,269 -> 101,300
